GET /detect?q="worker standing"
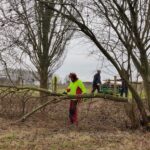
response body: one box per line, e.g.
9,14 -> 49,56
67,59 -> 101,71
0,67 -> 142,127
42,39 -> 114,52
120,79 -> 128,97
91,70 -> 101,93
66,73 -> 86,126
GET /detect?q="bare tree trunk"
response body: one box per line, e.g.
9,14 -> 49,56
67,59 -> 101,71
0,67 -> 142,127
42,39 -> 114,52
143,79 -> 150,110
124,101 -> 140,129
128,84 -> 149,125
39,66 -> 49,104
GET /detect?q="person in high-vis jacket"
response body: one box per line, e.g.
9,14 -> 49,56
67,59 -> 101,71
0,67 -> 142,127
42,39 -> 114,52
66,73 -> 86,126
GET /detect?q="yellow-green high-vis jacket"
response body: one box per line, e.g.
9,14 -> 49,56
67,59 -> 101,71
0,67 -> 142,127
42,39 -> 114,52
67,79 -> 86,96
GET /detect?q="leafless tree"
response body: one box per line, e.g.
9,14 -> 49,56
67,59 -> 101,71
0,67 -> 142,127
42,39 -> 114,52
43,0 -> 150,125
0,0 -> 75,102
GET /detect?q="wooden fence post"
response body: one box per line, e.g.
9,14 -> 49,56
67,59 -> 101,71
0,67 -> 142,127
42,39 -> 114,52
114,76 -> 117,96
53,76 -> 57,93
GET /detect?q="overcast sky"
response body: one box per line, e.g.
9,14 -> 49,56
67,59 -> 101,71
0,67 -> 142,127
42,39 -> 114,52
55,36 -> 118,82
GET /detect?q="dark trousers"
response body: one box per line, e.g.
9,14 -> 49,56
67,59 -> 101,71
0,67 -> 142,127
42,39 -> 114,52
91,84 -> 100,93
120,87 -> 128,97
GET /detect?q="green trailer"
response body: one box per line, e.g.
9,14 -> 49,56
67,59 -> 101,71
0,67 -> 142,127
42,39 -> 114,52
100,84 -> 121,95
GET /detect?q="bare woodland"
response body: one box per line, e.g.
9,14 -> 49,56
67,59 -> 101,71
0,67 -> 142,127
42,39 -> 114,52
43,0 -> 150,125
0,0 -> 150,149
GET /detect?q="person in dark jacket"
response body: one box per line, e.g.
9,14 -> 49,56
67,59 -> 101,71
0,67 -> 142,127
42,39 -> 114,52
91,70 -> 101,93
119,69 -> 129,97
120,79 -> 128,97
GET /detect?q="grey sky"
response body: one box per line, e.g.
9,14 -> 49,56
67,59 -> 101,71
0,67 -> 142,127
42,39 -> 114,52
56,37 -> 118,82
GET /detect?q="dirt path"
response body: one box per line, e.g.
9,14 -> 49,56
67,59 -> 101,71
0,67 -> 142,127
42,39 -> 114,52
0,98 -> 150,150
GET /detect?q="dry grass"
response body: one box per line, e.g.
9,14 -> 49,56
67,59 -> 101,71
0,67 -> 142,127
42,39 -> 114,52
0,98 -> 150,150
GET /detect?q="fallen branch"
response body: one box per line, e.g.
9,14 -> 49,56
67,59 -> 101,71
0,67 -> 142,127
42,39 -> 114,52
63,93 -> 128,102
0,85 -> 128,102
15,93 -> 128,123
1,85 -> 128,123
16,97 -> 62,122
0,84 -> 62,96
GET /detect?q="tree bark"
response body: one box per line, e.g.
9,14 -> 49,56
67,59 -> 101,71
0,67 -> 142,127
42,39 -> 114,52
39,66 -> 49,104
143,79 -> 150,110
128,83 -> 149,125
